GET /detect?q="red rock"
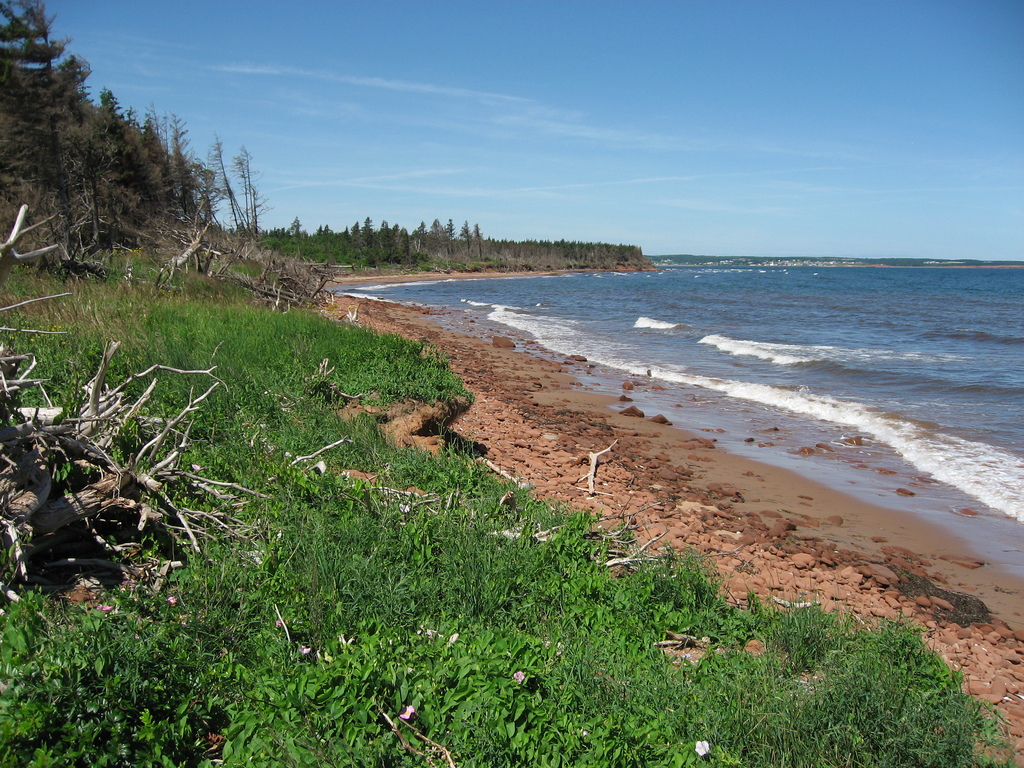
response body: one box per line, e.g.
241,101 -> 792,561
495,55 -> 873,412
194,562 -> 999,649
931,596 -> 955,612
622,382 -> 634,391
618,394 -> 633,402
824,515 -> 844,526
619,406 -> 645,418
895,487 -> 916,497
744,639 -> 765,656
769,521 -> 797,538
791,553 -> 815,569
648,414 -> 672,425
492,336 -> 516,349
858,563 -> 900,586
937,555 -> 986,570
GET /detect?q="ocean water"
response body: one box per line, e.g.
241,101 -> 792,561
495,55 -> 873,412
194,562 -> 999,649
340,267 -> 1024,570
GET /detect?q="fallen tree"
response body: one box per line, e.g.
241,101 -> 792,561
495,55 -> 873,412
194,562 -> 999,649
0,335 -> 259,602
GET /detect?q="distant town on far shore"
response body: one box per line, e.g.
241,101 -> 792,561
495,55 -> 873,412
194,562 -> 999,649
652,254 -> 1024,268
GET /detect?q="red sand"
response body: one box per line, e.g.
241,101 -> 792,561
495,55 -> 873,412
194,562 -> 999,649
326,275 -> 1024,761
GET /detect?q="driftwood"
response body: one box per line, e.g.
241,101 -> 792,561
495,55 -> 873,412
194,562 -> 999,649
604,530 -> 669,569
0,205 -> 59,289
0,336 -> 253,602
225,249 -> 338,310
578,439 -> 618,495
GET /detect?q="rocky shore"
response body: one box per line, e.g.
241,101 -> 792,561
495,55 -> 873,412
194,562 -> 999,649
327,291 -> 1024,763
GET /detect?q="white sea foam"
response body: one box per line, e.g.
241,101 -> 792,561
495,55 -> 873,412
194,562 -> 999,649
340,291 -> 385,301
648,369 -> 1024,523
485,307 -> 1024,523
700,334 -> 967,369
488,306 -> 582,345
634,316 -> 681,330
460,299 -> 491,307
700,334 -> 816,365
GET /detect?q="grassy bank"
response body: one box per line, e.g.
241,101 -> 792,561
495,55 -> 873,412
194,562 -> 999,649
0,272 -> 1010,766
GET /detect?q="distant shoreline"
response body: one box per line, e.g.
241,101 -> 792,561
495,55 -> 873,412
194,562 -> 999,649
652,260 -> 1024,269
329,265 -> 653,288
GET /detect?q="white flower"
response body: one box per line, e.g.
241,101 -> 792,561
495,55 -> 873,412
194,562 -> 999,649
695,740 -> 711,757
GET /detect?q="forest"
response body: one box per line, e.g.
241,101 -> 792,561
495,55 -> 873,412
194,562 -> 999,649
1,0 -> 647,275
263,217 -> 648,272
0,1 -> 245,268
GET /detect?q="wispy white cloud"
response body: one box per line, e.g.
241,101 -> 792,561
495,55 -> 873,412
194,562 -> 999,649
214,64 -> 532,105
268,168 -> 470,193
506,166 -> 849,195
658,198 -> 797,216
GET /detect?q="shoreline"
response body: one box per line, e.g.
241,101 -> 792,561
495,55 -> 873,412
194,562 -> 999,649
334,293 -> 1024,621
325,281 -> 1024,755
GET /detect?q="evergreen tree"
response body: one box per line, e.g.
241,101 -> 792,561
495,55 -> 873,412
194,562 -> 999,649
1,0 -> 89,246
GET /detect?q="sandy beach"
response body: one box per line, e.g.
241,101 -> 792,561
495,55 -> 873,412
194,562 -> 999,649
327,273 -> 1024,759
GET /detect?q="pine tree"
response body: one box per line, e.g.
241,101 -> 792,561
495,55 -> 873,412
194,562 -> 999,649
1,0 -> 89,246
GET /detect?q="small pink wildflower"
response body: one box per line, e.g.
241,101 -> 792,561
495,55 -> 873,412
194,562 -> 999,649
513,671 -> 526,684
398,704 -> 416,721
276,619 -> 283,628
167,596 -> 178,606
97,605 -> 114,612
695,740 -> 711,757
299,645 -> 312,655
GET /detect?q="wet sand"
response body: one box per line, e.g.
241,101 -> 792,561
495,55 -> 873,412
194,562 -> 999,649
325,277 -> 1024,759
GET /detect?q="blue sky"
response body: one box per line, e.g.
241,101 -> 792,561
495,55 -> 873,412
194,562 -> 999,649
47,1 -> 1024,259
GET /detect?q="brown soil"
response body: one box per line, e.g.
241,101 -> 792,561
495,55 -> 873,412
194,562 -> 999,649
325,291 -> 1024,762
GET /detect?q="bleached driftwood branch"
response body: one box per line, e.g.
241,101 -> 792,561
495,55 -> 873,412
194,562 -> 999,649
578,439 -> 618,495
0,338 -> 250,600
0,205 -> 59,288
288,437 -> 353,467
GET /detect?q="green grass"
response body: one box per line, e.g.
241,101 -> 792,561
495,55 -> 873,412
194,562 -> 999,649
0,270 -> 1010,767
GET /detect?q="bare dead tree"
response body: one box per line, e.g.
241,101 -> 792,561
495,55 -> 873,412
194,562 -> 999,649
231,146 -> 270,240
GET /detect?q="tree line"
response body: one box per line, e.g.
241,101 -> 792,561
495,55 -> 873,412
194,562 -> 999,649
264,217 -> 648,272
0,0 -> 266,268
